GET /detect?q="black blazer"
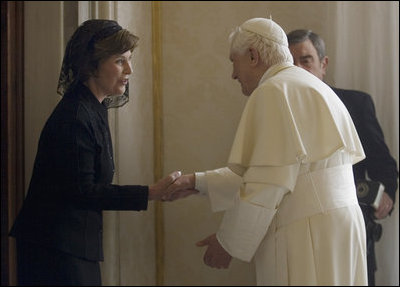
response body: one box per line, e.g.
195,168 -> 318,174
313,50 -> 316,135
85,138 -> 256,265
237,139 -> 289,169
332,87 -> 398,202
10,83 -> 149,261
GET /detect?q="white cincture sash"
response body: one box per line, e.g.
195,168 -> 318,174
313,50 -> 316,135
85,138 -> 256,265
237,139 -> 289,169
275,164 -> 358,228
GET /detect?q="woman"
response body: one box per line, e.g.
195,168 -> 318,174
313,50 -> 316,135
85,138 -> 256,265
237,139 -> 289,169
10,19 -> 178,285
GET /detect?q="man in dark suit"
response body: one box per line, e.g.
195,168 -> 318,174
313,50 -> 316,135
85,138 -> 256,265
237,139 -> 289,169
287,29 -> 398,286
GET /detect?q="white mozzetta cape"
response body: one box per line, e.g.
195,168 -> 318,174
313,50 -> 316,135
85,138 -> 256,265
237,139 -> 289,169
228,63 -> 365,177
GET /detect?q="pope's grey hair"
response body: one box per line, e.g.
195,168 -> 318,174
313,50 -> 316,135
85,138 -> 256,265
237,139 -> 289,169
229,26 -> 293,66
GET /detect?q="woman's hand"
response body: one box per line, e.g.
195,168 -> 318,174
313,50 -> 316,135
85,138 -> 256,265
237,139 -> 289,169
148,171 -> 182,201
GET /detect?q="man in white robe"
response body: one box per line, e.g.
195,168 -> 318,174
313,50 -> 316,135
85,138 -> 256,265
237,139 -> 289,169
167,18 -> 368,286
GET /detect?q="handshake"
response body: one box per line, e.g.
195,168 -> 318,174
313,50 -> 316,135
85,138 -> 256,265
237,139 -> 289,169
148,171 -> 199,201
148,170 -> 233,269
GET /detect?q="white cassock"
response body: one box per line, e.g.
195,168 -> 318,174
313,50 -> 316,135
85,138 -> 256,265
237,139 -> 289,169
195,63 -> 368,285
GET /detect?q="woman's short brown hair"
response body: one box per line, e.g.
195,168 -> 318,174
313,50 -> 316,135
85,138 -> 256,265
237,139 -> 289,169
81,29 -> 139,82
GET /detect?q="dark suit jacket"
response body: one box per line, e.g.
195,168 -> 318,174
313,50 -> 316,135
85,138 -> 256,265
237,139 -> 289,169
10,83 -> 149,261
332,87 -> 398,202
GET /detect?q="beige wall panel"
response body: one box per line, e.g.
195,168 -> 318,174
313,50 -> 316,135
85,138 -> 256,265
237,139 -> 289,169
115,1 -> 157,285
162,3 -> 249,285
113,2 -> 156,286
24,1 -> 64,191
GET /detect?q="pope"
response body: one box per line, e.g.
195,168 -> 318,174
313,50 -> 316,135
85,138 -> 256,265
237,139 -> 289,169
167,18 -> 368,286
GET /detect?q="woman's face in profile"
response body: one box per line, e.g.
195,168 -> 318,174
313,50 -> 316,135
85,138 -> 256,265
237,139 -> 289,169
92,50 -> 133,97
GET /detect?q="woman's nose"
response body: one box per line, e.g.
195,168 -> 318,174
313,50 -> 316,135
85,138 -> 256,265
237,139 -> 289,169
125,61 -> 133,75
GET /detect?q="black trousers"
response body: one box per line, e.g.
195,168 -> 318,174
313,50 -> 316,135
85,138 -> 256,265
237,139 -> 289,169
366,234 -> 376,286
361,206 -> 379,286
16,240 -> 101,286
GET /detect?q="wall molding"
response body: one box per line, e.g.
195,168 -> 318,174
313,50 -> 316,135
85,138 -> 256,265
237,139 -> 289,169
1,1 -> 25,285
151,1 -> 164,285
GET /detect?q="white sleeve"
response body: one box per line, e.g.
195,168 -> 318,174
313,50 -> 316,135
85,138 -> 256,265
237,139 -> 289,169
195,167 -> 242,212
216,164 -> 299,262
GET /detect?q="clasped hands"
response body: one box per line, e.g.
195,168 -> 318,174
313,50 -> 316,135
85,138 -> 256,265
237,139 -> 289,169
148,171 -> 198,201
149,171 -> 233,269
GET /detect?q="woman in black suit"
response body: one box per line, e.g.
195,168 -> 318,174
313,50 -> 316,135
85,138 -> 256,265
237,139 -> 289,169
10,19 -> 180,286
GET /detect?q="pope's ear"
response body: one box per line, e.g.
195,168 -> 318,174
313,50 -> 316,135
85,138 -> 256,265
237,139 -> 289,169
248,47 -> 260,66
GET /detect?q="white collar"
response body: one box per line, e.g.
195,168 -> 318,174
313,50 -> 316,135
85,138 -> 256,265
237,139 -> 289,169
258,62 -> 294,86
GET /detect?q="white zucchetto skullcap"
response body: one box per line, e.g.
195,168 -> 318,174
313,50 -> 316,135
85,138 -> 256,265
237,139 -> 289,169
240,18 -> 288,47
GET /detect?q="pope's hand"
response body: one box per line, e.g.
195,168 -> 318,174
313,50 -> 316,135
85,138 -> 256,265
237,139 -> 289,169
196,233 -> 232,269
162,173 -> 199,201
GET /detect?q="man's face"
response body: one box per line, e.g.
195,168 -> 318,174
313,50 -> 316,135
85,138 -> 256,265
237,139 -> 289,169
289,39 -> 327,80
230,49 -> 259,96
